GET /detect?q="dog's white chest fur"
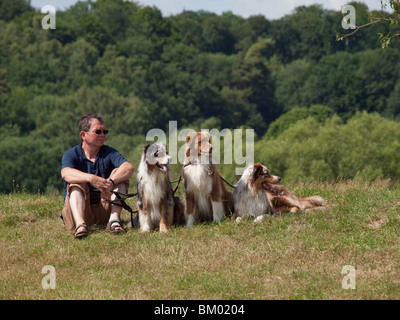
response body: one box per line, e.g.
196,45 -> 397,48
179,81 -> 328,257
234,171 -> 270,218
236,189 -> 269,217
184,164 -> 213,194
137,162 -> 167,229
184,164 -> 213,217
142,172 -> 164,207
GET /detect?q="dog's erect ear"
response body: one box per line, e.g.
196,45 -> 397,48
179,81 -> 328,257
143,144 -> 151,154
252,163 -> 263,180
144,144 -> 160,165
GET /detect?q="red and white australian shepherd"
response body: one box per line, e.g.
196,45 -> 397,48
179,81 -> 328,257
182,131 -> 233,227
266,184 -> 324,214
233,163 -> 324,222
137,142 -> 185,232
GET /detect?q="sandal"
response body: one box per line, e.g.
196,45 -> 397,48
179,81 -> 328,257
74,223 -> 88,239
106,220 -> 126,235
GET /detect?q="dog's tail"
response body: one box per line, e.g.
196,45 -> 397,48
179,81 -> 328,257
299,196 -> 324,209
173,196 -> 186,226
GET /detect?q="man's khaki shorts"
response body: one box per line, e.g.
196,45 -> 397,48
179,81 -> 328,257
62,183 -> 112,230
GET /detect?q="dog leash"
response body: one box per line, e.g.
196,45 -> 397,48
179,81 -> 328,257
172,163 -> 236,192
219,175 -> 236,189
172,163 -> 192,195
108,191 -> 139,227
172,170 -> 187,194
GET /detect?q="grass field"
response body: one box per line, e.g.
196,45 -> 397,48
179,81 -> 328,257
1,178 -> 399,300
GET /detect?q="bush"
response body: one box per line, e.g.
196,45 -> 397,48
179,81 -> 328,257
253,112 -> 400,181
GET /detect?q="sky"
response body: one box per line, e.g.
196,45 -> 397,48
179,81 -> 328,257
30,0 -> 387,20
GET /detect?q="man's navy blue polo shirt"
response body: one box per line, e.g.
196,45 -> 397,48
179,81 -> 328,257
61,143 -> 128,204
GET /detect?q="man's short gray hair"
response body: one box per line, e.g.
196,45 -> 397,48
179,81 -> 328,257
78,113 -> 104,141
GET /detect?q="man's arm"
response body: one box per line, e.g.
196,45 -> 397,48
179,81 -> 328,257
61,167 -> 115,200
109,161 -> 135,186
61,167 -> 93,185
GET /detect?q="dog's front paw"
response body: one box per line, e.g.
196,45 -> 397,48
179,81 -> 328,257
140,224 -> 151,233
254,215 -> 267,223
159,223 -> 168,233
186,214 -> 195,228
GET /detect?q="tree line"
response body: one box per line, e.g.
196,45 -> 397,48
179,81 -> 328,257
1,0 -> 400,193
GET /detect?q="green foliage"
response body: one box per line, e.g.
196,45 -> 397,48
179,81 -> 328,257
202,15 -> 235,54
266,105 -> 334,138
0,137 -> 65,193
0,0 -> 33,22
338,1 -> 400,49
1,0 -> 400,193
385,82 -> 400,120
275,49 -> 400,118
254,112 -> 400,182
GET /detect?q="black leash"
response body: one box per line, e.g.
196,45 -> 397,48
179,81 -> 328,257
108,191 -> 138,227
219,175 -> 236,189
172,175 -> 183,194
172,163 -> 190,195
172,162 -> 236,191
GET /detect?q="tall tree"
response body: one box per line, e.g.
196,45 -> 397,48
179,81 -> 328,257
338,0 -> 400,48
0,0 -> 32,21
233,38 -> 281,132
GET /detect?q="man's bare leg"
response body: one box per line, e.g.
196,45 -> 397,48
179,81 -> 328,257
69,187 -> 87,236
107,183 -> 128,232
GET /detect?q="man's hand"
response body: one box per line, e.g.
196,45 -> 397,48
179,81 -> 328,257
90,175 -> 114,201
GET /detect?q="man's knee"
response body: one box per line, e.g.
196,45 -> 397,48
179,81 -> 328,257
67,184 -> 89,211
70,186 -> 85,197
63,185 -> 88,230
114,182 -> 128,192
67,183 -> 88,198
111,182 -> 129,201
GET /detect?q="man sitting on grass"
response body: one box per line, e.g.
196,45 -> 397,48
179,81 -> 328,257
61,113 -> 134,239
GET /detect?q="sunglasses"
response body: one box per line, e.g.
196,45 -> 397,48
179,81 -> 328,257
88,129 -> 109,135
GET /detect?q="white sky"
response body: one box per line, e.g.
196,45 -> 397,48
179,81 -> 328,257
30,0 -> 388,20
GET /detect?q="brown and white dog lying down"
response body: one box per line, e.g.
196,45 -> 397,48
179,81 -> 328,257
136,142 -> 185,232
183,131 -> 233,228
266,184 -> 324,215
233,163 -> 324,222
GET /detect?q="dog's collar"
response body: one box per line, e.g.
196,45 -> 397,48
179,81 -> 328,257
183,160 -> 213,176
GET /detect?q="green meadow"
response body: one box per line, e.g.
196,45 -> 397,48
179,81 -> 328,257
1,178 -> 399,300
